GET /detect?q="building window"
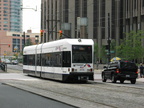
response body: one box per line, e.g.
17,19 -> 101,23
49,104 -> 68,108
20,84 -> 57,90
3,28 -> 8,30
4,4 -> 8,6
82,0 -> 87,17
17,34 -> 20,37
3,25 -> 8,27
12,34 -> 16,36
26,35 -> 30,37
3,7 -> 8,9
75,0 -> 80,25
134,0 -> 136,9
4,0 -> 8,2
12,34 -> 20,37
13,39 -> 20,52
35,35 -> 39,38
93,0 -> 99,39
3,14 -> 8,16
3,21 -> 8,24
3,18 -> 8,20
64,0 -> 69,22
35,35 -> 39,44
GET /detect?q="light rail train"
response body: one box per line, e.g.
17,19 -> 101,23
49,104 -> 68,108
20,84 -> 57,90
23,38 -> 94,82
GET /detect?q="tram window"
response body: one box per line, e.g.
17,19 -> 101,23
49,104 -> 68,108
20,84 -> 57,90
54,52 -> 62,67
28,55 -> 35,65
24,55 -> 34,65
62,51 -> 71,67
49,54 -> 54,66
45,54 -> 50,66
41,54 -> 46,66
72,45 -> 92,63
41,52 -> 62,67
23,55 -> 28,65
36,54 -> 41,66
44,53 -> 52,66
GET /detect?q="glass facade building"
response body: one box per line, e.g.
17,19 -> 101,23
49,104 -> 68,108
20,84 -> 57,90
0,0 -> 22,32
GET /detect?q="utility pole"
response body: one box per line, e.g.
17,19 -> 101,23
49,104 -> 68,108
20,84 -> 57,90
107,13 -> 111,63
23,31 -> 25,47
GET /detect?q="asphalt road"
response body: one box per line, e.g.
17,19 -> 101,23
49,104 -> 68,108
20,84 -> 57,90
4,64 -> 144,88
0,83 -> 76,108
1,64 -> 144,108
7,64 -> 23,71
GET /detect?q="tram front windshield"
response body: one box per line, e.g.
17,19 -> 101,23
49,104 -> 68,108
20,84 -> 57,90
72,45 -> 92,63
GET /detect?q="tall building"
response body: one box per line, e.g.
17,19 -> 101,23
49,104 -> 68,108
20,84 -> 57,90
41,0 -> 144,56
0,0 -> 22,32
122,0 -> 144,43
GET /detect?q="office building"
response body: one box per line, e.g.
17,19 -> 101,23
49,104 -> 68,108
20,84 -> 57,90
41,0 -> 144,44
0,0 -> 22,32
0,30 -> 40,57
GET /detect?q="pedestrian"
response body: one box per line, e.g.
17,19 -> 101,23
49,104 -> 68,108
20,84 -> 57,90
139,63 -> 144,78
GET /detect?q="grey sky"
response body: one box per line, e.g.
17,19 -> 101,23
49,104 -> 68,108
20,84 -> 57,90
22,0 -> 41,33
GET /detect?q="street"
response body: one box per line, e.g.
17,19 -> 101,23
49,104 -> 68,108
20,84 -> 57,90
0,64 -> 144,108
1,0 -> 144,108
0,83 -> 76,108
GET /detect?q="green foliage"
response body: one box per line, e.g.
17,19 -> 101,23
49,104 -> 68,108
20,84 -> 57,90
94,43 -> 107,63
116,30 -> 144,61
25,38 -> 33,46
94,30 -> 144,63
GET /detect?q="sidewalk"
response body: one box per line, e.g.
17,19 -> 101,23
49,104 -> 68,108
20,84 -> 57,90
137,77 -> 144,82
94,69 -> 144,83
0,69 -> 3,73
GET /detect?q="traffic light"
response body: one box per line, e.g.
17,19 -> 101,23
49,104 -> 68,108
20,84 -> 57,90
59,30 -> 62,38
8,44 -> 10,47
40,30 -> 44,37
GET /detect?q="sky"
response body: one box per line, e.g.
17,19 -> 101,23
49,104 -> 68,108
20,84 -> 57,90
22,0 -> 41,33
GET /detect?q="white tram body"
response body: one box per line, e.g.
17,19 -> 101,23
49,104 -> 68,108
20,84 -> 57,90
23,39 -> 94,82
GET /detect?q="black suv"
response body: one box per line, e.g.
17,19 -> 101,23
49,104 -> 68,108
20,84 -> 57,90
101,61 -> 138,84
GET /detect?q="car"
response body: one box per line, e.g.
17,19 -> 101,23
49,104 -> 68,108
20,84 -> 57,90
1,59 -> 11,64
101,60 -> 138,84
11,60 -> 18,65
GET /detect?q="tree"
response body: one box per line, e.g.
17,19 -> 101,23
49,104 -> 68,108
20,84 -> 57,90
116,30 -> 144,62
94,43 -> 107,63
25,38 -> 33,46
